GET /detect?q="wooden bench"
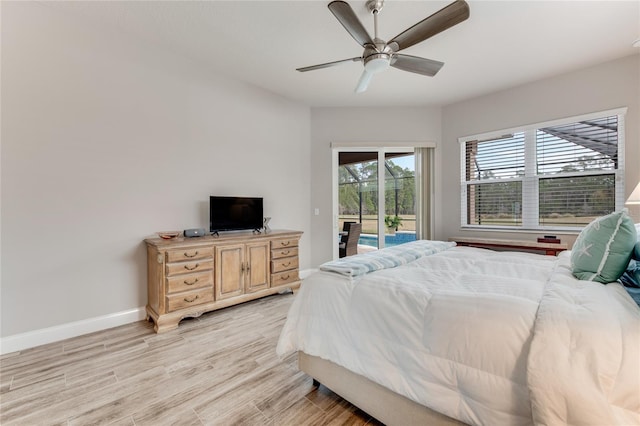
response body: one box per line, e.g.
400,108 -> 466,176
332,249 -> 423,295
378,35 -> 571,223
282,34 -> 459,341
450,237 -> 567,256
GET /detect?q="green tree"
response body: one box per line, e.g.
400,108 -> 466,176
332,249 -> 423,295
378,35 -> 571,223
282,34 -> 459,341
339,158 -> 416,218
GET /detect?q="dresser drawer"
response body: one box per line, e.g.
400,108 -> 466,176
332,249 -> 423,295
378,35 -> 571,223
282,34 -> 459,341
166,288 -> 214,312
270,238 -> 298,250
166,247 -> 213,263
271,247 -> 298,260
271,270 -> 299,286
271,256 -> 298,273
166,258 -> 214,276
166,270 -> 212,294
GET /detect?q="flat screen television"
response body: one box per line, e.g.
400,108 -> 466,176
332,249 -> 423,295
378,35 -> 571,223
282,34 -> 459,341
209,196 -> 263,233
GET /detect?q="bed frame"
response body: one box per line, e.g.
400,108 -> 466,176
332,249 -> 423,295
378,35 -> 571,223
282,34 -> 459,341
298,352 -> 465,426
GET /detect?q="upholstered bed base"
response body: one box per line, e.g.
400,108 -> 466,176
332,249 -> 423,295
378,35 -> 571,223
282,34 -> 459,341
298,352 -> 465,426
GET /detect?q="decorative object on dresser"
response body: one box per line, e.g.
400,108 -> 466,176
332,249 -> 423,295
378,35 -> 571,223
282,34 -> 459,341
145,229 -> 302,333
156,231 -> 181,239
184,228 -> 206,238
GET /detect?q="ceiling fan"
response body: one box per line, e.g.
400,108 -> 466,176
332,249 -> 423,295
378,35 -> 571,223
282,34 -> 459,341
297,0 -> 470,93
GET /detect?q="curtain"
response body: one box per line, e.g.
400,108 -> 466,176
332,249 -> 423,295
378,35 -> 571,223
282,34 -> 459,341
415,147 -> 434,240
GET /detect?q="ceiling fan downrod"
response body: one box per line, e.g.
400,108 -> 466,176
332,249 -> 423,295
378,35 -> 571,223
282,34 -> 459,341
366,0 -> 384,39
362,0 -> 391,78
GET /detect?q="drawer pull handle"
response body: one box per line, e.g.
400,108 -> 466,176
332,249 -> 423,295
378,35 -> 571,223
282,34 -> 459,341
184,263 -> 199,271
281,274 -> 290,280
183,295 -> 199,303
184,278 -> 199,286
281,250 -> 290,255
282,262 -> 291,267
184,251 -> 199,258
280,241 -> 291,247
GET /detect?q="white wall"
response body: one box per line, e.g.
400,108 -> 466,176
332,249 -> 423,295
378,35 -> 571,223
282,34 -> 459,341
439,55 -> 640,245
309,107 -> 442,266
1,2 -> 311,341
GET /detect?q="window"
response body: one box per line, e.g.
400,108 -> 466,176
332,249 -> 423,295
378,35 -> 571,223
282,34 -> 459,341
460,109 -> 625,230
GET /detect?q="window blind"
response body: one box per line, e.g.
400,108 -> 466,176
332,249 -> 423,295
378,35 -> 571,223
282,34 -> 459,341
536,115 -> 618,227
460,110 -> 624,230
537,116 -> 618,175
465,133 -> 525,181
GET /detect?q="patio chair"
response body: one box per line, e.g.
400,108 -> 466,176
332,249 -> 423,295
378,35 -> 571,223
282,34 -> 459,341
342,221 -> 356,231
339,222 -> 362,258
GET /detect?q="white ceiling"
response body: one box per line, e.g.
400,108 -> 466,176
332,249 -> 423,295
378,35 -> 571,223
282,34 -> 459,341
42,0 -> 640,107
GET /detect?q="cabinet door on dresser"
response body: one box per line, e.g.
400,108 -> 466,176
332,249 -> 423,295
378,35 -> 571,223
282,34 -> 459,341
245,241 -> 269,293
215,243 -> 244,300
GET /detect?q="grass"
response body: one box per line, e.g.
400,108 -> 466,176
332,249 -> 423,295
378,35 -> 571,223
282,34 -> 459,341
339,214 -> 416,235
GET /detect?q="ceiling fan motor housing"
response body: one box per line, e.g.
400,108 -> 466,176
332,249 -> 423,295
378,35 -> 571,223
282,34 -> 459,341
363,40 -> 392,72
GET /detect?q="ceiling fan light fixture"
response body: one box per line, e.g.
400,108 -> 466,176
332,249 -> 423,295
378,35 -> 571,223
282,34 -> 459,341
364,53 -> 391,73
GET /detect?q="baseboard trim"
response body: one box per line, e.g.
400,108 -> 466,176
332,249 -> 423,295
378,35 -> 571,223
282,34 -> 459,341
300,268 -> 318,279
0,307 -> 147,355
1,269 -> 319,355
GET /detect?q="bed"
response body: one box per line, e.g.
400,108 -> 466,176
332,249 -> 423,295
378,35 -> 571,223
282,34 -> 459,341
276,238 -> 640,425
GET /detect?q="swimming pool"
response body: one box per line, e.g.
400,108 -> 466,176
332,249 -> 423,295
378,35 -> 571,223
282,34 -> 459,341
358,232 -> 417,248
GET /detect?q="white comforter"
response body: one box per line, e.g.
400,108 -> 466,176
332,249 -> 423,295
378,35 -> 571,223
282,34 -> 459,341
277,246 -> 640,425
528,252 -> 640,425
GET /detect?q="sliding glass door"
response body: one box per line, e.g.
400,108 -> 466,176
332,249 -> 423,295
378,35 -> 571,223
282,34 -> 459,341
384,152 -> 416,245
338,152 -> 378,245
336,148 -> 417,255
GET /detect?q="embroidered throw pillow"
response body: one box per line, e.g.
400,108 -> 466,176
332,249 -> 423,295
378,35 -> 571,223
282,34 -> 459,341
571,211 -> 637,283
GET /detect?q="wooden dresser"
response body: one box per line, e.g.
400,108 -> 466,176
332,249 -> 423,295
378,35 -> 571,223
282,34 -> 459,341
145,229 -> 302,332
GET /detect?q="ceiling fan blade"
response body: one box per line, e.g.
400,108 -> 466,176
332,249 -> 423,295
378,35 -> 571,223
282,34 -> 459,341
388,0 -> 469,52
391,54 -> 444,77
328,1 -> 374,47
297,57 -> 362,72
354,69 -> 373,93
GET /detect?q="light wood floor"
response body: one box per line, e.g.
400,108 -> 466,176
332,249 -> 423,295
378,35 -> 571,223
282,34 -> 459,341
0,293 -> 383,425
